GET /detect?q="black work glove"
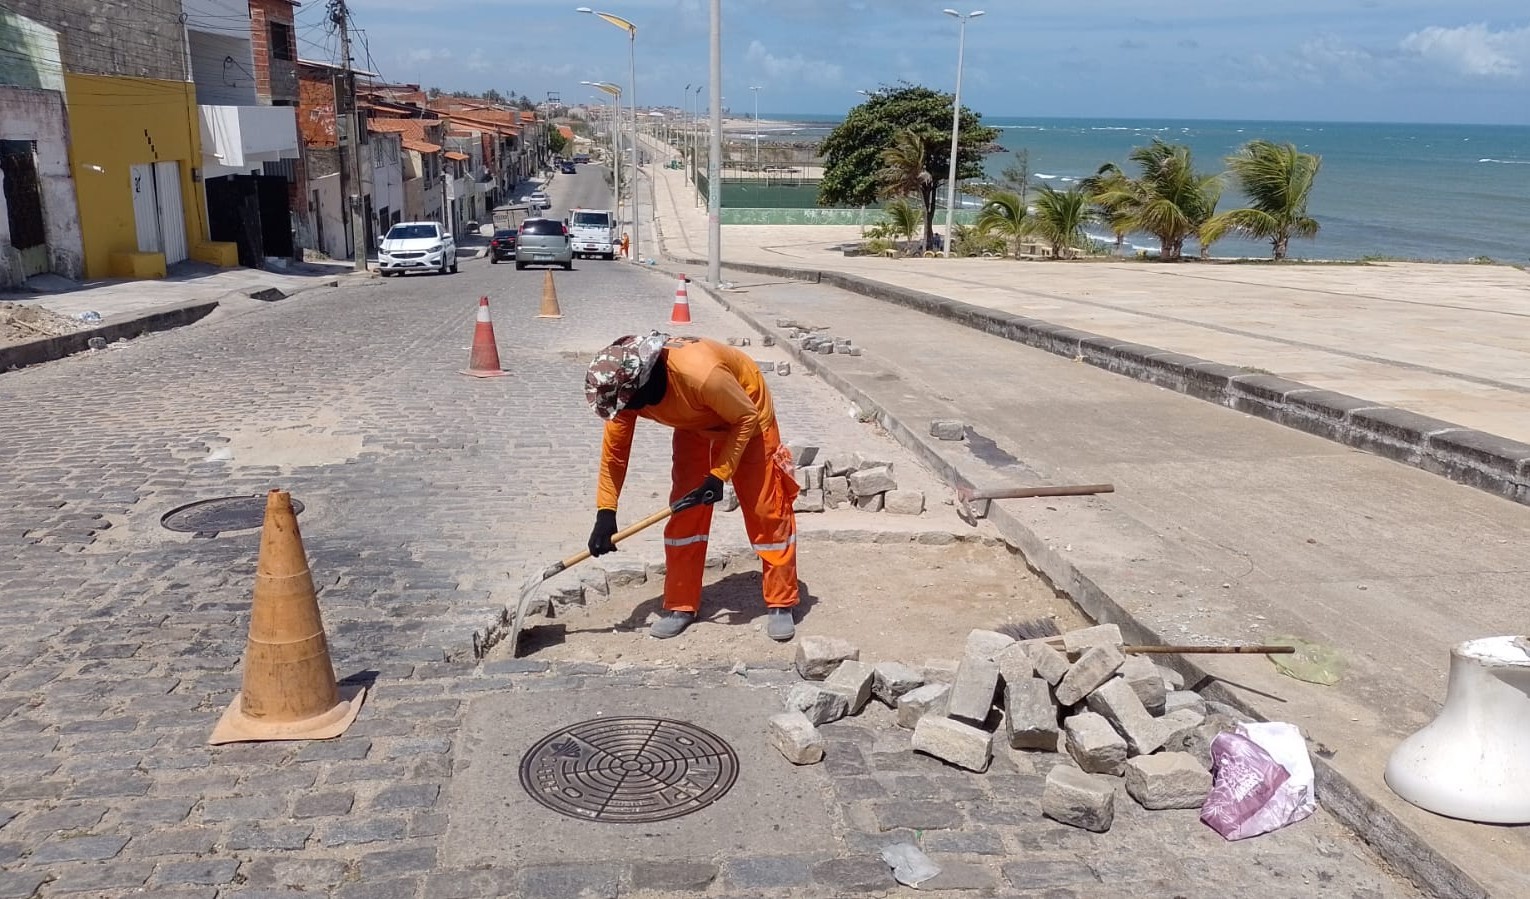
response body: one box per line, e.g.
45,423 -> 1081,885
676,475 -> 725,511
588,509 -> 619,556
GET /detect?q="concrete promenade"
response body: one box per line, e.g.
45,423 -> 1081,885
641,139 -> 1530,897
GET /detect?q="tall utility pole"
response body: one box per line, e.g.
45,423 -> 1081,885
707,0 -> 721,286
942,8 -> 985,258
330,0 -> 368,271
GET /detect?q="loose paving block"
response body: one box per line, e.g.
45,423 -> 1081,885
1028,641 -> 1071,686
872,661 -> 925,706
1164,713 -> 1240,770
1063,711 -> 1127,775
1119,654 -> 1167,716
883,490 -> 925,515
853,493 -> 884,512
824,453 -> 856,477
1124,752 -> 1212,809
777,361 -> 791,376
1062,624 -> 1123,654
784,683 -> 850,725
796,464 -> 825,491
1004,676 -> 1060,750
756,360 -> 776,372
788,444 -> 820,466
965,629 -> 1018,662
930,419 -> 966,441
921,658 -> 960,683
769,712 -> 825,765
795,635 -> 860,680
1158,708 -> 1207,745
945,655 -> 1001,727
1043,765 -> 1115,832
912,716 -> 992,772
601,559 -> 647,588
823,660 -> 876,714
1158,664 -> 1185,691
852,452 -> 893,472
996,642 -> 1035,687
896,683 -> 950,729
823,475 -> 850,507
1054,644 -> 1126,706
848,466 -> 898,497
792,489 -> 826,513
1085,676 -> 1170,755
1164,690 -> 1207,717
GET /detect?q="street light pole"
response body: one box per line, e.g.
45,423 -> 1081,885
942,8 -> 984,258
578,7 -> 640,263
582,80 -> 623,234
749,85 -> 762,170
707,0 -> 722,286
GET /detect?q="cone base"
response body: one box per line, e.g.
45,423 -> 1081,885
669,319 -> 691,326
536,313 -> 563,319
460,368 -> 509,378
209,684 -> 366,745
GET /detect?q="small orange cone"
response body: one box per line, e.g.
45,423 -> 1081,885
669,274 -> 693,326
461,296 -> 508,377
210,490 -> 365,744
538,271 -> 563,319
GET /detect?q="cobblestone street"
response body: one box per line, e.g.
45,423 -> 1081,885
0,255 -> 1419,897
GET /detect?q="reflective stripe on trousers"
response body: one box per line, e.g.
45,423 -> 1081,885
662,422 -> 799,613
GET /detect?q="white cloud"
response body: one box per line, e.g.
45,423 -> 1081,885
405,47 -> 453,64
1398,23 -> 1530,77
745,40 -> 844,84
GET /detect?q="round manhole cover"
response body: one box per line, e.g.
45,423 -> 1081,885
160,495 -> 305,536
519,717 -> 739,823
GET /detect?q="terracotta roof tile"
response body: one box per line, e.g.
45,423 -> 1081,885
445,151 -> 469,161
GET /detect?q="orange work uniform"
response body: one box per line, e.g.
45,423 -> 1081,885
597,336 -> 800,613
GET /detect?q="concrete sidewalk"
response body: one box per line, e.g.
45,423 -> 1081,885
640,136 -> 1530,897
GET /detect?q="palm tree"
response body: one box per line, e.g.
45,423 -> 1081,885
1202,140 -> 1322,260
882,197 -> 920,255
1096,139 -> 1221,261
877,128 -> 939,251
1080,163 -> 1134,257
974,191 -> 1027,258
1029,185 -> 1094,259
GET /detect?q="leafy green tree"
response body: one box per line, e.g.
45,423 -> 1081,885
427,86 -> 443,99
1093,139 -> 1221,261
1202,140 -> 1321,260
998,149 -> 1031,205
819,84 -> 999,251
876,128 -> 938,247
882,197 -> 920,254
482,88 -> 506,105
1080,163 -> 1134,256
547,129 -> 570,156
974,190 -> 1027,257
1029,185 -> 1094,259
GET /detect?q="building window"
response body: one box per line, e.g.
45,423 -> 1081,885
269,22 -> 294,61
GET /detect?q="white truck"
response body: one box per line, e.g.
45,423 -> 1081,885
568,208 -> 617,260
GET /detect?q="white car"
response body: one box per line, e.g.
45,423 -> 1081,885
569,208 -> 616,260
529,191 -> 551,209
376,222 -> 456,276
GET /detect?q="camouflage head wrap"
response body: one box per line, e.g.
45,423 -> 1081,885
585,332 -> 669,420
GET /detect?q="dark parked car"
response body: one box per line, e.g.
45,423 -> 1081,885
489,228 -> 517,263
560,161 -> 578,174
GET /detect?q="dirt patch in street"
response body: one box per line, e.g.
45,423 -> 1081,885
0,302 -> 82,346
504,540 -> 1088,668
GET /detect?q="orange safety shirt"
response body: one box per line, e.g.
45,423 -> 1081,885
597,338 -> 775,510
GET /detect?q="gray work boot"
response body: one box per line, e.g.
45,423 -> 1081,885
649,611 -> 695,639
766,608 -> 796,642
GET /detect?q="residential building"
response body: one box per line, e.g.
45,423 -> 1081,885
365,118 -> 444,227
0,9 -> 84,287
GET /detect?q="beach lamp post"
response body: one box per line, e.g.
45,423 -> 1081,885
750,85 -> 763,170
581,80 -> 623,233
707,0 -> 722,287
941,8 -> 983,258
578,7 -> 640,263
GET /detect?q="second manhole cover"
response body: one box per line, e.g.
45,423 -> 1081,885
161,495 -> 304,536
519,717 -> 739,823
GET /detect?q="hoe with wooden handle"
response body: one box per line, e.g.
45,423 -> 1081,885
506,493 -> 709,658
956,483 -> 1116,526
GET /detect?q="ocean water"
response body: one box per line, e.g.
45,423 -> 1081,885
758,114 -> 1530,263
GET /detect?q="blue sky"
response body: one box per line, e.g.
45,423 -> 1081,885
303,1 -> 1530,125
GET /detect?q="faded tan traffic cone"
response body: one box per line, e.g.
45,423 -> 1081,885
538,270 -> 563,319
461,296 -> 508,377
669,274 -> 693,326
210,490 -> 364,744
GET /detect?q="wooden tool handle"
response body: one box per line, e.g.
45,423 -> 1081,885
975,483 -> 1115,501
1124,644 -> 1295,655
553,506 -> 674,572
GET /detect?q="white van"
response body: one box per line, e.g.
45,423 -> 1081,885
569,208 -> 617,260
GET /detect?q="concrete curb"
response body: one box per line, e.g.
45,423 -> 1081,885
685,274 -> 1486,899
668,254 -> 1530,509
1,299 -> 219,373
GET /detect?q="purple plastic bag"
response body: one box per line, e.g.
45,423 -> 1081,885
1201,732 -> 1292,840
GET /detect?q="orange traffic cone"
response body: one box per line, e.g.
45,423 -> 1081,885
538,270 -> 563,319
210,490 -> 365,744
461,296 -> 508,377
669,274 -> 693,326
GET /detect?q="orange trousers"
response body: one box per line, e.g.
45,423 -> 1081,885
664,423 -> 799,613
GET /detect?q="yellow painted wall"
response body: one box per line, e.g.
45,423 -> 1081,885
63,73 -> 209,279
